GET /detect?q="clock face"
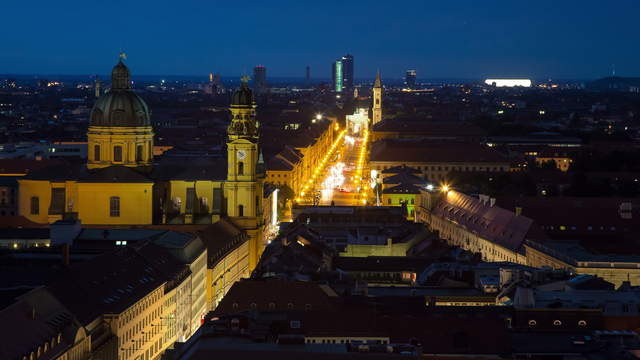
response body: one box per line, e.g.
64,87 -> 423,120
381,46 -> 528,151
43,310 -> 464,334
237,150 -> 247,160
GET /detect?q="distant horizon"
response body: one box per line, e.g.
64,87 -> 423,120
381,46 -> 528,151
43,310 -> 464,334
0,72 -> 607,83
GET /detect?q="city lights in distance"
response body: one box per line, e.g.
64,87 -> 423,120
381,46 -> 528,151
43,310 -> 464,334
484,79 -> 532,87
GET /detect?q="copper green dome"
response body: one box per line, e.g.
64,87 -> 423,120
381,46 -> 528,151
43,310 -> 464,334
231,80 -> 254,106
89,59 -> 151,127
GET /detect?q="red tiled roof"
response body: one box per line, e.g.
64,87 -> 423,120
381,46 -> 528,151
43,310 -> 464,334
0,159 -> 67,175
370,140 -> 508,164
213,279 -> 335,315
433,191 -> 541,251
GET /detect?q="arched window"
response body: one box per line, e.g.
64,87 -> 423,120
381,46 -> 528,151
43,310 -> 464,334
113,146 -> 123,162
94,145 -> 100,161
136,145 -> 143,162
110,196 -> 120,217
238,161 -> 244,175
238,204 -> 244,217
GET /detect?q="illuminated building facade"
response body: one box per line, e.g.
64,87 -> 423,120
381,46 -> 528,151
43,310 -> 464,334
17,57 -> 265,271
265,117 -> 338,197
332,60 -> 343,92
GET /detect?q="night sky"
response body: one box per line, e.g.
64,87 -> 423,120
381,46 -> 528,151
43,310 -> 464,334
3,0 -> 639,79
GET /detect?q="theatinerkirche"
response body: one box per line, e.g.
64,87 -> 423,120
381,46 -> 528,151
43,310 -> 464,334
18,56 -> 265,268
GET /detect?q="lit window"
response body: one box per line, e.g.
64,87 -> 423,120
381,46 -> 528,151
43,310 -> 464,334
528,320 -> 537,326
578,320 -> 587,327
553,320 -> 562,326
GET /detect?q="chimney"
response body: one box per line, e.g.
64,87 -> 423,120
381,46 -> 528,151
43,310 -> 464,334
515,206 -> 522,216
62,243 -> 70,266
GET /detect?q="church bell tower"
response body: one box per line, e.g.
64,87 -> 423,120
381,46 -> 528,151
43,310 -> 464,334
225,77 -> 263,270
372,70 -> 382,125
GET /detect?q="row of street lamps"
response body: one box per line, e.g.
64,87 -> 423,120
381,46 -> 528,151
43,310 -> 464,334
354,129 -> 369,205
296,128 -> 347,203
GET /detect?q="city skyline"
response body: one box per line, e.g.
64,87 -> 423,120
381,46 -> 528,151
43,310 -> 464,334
2,0 -> 639,79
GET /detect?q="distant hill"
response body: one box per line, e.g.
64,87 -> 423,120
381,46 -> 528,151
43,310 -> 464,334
586,76 -> 640,92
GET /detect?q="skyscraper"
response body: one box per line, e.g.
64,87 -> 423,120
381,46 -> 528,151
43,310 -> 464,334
253,65 -> 267,93
405,69 -> 417,89
332,60 -> 343,92
341,54 -> 354,91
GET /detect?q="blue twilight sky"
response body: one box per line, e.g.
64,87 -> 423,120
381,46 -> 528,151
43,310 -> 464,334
2,0 -> 639,79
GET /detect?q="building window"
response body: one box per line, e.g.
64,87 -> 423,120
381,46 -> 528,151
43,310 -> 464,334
238,204 -> 244,217
49,188 -> 65,215
94,145 -> 100,161
213,188 -> 222,213
238,161 -> 244,175
114,146 -> 123,162
186,188 -> 195,213
528,320 -> 537,326
110,196 -> 120,217
30,197 -> 39,215
387,198 -> 391,205
578,320 -> 587,327
553,320 -> 562,326
136,145 -> 143,162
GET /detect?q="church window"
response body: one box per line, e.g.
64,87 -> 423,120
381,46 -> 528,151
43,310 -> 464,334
114,146 -> 123,162
186,188 -> 195,213
110,196 -> 120,217
94,145 -> 100,161
238,161 -> 244,175
238,204 -> 244,217
49,188 -> 65,215
136,145 -> 143,162
212,188 -> 222,212
30,197 -> 39,215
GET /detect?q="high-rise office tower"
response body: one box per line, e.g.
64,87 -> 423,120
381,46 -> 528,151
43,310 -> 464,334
372,71 -> 382,125
332,60 -> 343,92
341,54 -> 354,91
405,69 -> 417,89
253,65 -> 267,93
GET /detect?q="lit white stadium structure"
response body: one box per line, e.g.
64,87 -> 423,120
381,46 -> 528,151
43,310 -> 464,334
484,79 -> 532,87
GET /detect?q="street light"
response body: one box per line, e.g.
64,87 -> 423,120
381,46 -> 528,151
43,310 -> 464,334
441,184 -> 450,193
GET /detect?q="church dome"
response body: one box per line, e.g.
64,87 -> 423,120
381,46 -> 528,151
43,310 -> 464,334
89,59 -> 151,127
231,81 -> 253,106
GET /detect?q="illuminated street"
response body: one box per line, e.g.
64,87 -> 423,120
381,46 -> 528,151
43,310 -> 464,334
318,130 -> 370,206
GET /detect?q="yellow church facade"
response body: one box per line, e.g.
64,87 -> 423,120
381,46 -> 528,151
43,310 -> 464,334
17,58 -> 265,272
